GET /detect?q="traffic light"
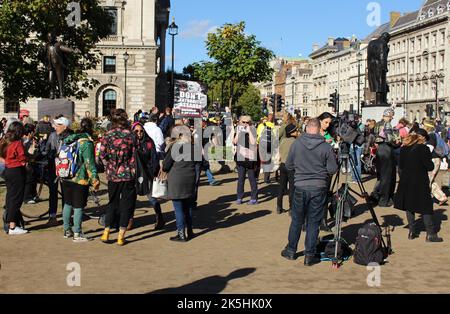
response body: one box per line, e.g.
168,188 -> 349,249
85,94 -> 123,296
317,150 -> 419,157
261,98 -> 268,115
276,94 -> 283,112
328,90 -> 338,112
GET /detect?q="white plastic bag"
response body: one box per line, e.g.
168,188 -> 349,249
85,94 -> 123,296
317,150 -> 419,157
440,159 -> 448,171
152,178 -> 168,199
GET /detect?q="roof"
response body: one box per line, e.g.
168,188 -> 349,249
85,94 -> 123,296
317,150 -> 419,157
363,22 -> 390,42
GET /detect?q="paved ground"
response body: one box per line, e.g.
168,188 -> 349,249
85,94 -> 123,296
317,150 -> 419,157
0,170 -> 449,294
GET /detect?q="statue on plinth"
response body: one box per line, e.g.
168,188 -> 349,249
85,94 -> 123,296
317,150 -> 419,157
367,32 -> 391,106
46,32 -> 73,99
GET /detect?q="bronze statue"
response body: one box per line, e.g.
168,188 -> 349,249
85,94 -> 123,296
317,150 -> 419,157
367,32 -> 391,105
46,33 -> 73,99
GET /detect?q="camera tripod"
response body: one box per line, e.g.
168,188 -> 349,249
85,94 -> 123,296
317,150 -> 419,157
328,143 -> 392,268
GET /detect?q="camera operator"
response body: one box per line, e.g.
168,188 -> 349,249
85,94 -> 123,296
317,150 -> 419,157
349,114 -> 365,184
281,118 -> 338,266
370,109 -> 401,207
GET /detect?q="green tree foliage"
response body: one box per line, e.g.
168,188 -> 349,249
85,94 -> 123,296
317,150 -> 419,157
237,84 -> 263,122
0,0 -> 112,102
192,21 -> 274,110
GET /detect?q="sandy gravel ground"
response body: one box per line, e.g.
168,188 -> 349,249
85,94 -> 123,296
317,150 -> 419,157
0,171 -> 449,294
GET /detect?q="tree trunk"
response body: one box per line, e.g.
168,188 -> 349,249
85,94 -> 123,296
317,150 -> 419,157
228,80 -> 234,112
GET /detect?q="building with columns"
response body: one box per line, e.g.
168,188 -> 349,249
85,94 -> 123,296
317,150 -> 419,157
0,0 -> 171,119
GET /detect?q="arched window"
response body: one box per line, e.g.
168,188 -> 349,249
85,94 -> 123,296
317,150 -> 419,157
103,89 -> 117,117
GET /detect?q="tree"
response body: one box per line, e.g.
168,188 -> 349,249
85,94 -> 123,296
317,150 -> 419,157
192,21 -> 274,110
237,84 -> 262,122
0,0 -> 112,102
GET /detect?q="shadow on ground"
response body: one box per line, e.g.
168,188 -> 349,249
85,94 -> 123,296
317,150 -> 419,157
147,268 -> 256,294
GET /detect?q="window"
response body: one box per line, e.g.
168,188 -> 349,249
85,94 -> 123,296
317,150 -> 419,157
103,89 -> 117,116
424,57 -> 429,72
440,53 -> 445,69
410,39 -> 415,51
441,30 -> 446,45
4,91 -> 19,113
432,33 -> 437,47
106,7 -> 118,36
103,56 -> 116,73
418,37 -> 422,50
410,59 -> 415,73
424,35 -> 429,49
432,55 -> 436,71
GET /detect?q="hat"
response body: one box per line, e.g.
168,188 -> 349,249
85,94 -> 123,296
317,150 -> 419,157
53,117 -> 70,127
285,124 -> 297,135
423,120 -> 436,131
383,108 -> 395,117
414,128 -> 430,141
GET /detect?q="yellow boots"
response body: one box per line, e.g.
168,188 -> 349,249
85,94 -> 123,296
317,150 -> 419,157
117,228 -> 126,246
100,227 -> 126,246
101,228 -> 110,243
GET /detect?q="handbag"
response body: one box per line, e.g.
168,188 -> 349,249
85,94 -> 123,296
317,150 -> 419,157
152,170 -> 168,199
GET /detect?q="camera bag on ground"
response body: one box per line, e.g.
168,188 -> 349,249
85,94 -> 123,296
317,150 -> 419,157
354,223 -> 385,266
328,187 -> 357,219
317,235 -> 353,261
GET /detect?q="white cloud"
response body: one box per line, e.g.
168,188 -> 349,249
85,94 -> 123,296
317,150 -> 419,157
180,20 -> 218,39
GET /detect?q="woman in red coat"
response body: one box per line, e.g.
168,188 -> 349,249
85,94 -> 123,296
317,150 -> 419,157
0,122 -> 28,235
394,129 -> 443,242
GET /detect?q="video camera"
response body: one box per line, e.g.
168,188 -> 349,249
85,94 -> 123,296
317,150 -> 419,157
329,111 -> 365,156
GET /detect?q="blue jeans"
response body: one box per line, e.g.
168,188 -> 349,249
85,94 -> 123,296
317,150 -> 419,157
172,199 -> 193,232
205,168 -> 215,184
147,196 -> 162,216
350,144 -> 363,182
287,186 -> 328,256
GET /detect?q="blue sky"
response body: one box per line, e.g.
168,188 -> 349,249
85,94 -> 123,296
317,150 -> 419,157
168,0 -> 424,71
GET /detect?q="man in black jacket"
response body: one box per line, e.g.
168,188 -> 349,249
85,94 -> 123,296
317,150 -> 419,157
281,118 -> 338,266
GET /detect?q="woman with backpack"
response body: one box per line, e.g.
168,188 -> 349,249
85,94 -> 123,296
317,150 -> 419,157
130,122 -> 165,231
60,118 -> 100,242
423,120 -> 448,206
394,129 -> 443,242
0,122 -> 28,235
99,109 -> 136,246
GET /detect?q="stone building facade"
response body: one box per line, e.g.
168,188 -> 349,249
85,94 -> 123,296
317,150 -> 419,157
0,0 -> 170,119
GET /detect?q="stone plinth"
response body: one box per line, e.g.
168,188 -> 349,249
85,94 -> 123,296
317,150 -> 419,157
38,99 -> 74,121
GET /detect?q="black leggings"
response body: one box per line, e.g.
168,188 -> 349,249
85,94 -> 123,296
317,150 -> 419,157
106,181 -> 137,229
5,167 -> 26,224
406,211 -> 435,234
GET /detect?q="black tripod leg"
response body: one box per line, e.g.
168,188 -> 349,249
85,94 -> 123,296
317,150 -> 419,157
348,157 -> 391,255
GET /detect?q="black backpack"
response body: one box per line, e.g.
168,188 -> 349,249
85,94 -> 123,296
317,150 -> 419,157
354,223 -> 385,266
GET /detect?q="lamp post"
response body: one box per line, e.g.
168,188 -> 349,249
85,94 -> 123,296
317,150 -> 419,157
291,76 -> 295,114
432,73 -> 444,119
123,51 -> 129,111
357,50 -> 362,116
169,17 -> 179,106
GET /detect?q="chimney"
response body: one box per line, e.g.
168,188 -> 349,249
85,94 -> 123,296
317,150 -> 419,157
328,37 -> 335,47
313,43 -> 319,51
390,11 -> 401,28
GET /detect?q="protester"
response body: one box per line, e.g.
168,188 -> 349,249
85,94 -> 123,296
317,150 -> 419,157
42,116 -> 73,226
0,122 -> 28,235
159,106 -> 175,138
131,122 -> 165,231
61,118 -> 100,242
234,116 -> 259,205
162,125 -> 197,242
281,118 -> 338,266
22,123 -> 39,204
256,113 -> 275,184
99,109 -> 137,246
394,129 -> 443,242
423,120 -> 448,205
144,114 -> 165,159
277,124 -> 299,214
371,109 -> 400,207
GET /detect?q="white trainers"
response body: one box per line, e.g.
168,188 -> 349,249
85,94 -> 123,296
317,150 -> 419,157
8,227 -> 29,235
73,233 -> 92,243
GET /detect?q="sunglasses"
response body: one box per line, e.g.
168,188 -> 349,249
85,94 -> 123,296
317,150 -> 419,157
242,121 -> 250,124
134,130 -> 144,134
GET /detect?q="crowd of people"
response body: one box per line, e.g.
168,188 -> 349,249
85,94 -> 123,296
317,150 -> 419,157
0,106 -> 447,263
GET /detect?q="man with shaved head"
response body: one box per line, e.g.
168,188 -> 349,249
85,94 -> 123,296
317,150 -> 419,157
281,118 -> 338,266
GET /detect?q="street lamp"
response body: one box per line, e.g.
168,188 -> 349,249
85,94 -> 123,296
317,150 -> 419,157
432,73 -> 444,119
356,50 -> 363,116
123,51 -> 129,111
291,76 -> 295,113
169,17 -> 179,106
